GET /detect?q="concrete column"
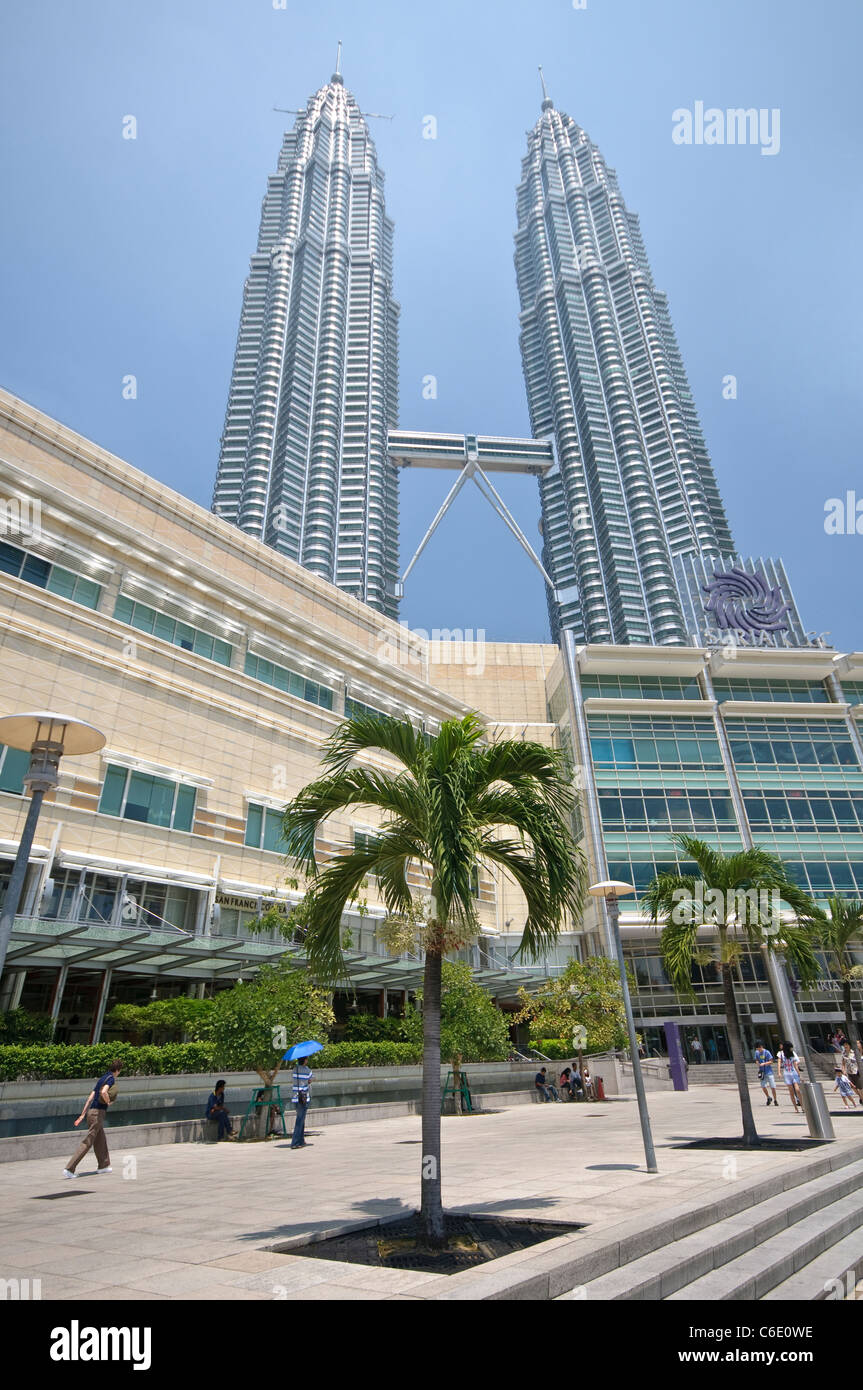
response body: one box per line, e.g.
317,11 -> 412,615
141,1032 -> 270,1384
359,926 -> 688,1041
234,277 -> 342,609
699,663 -> 752,844
110,874 -> 129,928
50,964 -> 68,1023
560,630 -> 614,955
0,970 -> 25,1011
90,968 -> 113,1044
378,989 -> 386,1019
826,671 -> 863,768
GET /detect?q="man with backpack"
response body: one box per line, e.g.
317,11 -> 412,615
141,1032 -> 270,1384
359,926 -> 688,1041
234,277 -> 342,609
63,1060 -> 122,1177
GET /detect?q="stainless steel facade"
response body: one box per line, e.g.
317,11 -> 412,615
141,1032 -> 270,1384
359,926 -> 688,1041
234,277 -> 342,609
212,70 -> 400,618
515,90 -> 735,646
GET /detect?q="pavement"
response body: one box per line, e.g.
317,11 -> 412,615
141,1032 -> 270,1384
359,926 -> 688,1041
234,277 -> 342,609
1,1086 -> 861,1301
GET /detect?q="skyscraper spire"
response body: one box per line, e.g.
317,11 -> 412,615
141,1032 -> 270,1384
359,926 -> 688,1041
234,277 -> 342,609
333,39 -> 342,82
515,94 -> 734,644
538,65 -> 553,110
213,71 -> 400,616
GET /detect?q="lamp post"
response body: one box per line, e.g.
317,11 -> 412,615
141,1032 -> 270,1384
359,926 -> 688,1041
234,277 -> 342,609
0,713 -> 105,979
588,879 -> 658,1173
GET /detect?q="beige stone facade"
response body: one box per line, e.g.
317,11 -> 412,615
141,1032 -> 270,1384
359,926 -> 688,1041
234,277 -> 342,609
0,390 -> 571,1035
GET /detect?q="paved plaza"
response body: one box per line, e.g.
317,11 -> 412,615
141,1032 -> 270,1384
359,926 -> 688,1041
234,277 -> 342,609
2,1087 -> 861,1301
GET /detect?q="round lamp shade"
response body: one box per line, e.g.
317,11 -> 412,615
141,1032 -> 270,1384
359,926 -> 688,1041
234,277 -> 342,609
0,712 -> 106,756
588,879 -> 636,898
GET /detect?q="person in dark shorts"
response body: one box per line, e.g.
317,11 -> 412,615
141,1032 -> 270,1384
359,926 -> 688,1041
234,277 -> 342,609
63,1061 -> 122,1177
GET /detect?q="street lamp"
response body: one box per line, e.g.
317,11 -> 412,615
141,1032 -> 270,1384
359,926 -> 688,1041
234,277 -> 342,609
588,879 -> 658,1173
0,712 -> 105,978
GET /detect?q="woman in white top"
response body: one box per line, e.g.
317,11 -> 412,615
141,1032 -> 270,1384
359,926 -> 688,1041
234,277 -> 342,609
776,1041 -> 803,1113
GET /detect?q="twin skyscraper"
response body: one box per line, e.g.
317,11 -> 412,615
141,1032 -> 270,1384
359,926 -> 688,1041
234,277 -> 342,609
212,64 -> 805,650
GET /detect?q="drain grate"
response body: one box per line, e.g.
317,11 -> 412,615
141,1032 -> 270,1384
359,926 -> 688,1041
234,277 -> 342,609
282,1212 -> 584,1276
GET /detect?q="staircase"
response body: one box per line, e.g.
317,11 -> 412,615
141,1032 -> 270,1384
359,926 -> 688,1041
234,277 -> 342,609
555,1142 -> 863,1301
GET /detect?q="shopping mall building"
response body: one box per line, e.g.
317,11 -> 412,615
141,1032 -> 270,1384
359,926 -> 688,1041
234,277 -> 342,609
0,389 -> 861,1059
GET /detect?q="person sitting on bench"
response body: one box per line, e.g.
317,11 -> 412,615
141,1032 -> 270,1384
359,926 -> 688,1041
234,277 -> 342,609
569,1062 -> 585,1100
559,1066 -> 577,1100
205,1079 -> 234,1139
534,1067 -> 561,1102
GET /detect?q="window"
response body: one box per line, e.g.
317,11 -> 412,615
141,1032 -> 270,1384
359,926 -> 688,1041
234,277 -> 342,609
581,674 -> 702,701
98,765 -> 196,831
0,744 -> 29,795
114,595 -> 232,667
245,803 -> 286,854
244,652 -> 334,710
0,539 -> 102,609
589,715 -> 722,769
725,718 -> 859,771
345,695 -> 390,721
353,830 -> 381,856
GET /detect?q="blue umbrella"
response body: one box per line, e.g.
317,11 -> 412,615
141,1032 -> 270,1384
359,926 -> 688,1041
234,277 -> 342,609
282,1040 -> 324,1062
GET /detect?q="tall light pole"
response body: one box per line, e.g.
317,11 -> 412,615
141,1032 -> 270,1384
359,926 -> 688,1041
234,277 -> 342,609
588,879 -> 658,1173
0,712 -> 105,979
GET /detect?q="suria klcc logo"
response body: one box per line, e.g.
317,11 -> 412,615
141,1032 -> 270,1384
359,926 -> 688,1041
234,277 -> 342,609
672,102 -> 781,156
701,566 -> 791,636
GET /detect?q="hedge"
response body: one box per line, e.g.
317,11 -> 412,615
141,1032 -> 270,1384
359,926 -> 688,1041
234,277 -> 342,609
340,1015 -> 414,1043
0,1040 -> 426,1081
315,1041 -> 422,1068
0,1043 -> 217,1082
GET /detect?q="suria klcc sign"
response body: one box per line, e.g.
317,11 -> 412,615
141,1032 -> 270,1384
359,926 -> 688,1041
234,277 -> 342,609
698,562 -> 830,650
702,566 -> 792,635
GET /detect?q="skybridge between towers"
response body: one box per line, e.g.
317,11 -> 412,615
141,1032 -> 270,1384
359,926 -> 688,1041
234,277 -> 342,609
387,429 -> 556,599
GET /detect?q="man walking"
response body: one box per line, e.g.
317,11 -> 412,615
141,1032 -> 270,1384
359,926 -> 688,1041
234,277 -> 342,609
290,1057 -> 313,1149
754,1041 -> 779,1107
63,1060 -> 122,1177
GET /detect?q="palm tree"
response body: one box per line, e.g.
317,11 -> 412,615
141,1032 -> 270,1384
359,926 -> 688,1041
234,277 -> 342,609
795,896 -> 863,1051
281,710 -> 587,1245
643,834 -> 818,1146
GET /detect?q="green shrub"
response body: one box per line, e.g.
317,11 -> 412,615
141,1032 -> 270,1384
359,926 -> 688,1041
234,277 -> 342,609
0,1042 -> 216,1082
0,1009 -> 55,1043
341,1014 -> 412,1042
0,1039 -> 427,1080
315,1041 -> 422,1068
104,997 -> 214,1043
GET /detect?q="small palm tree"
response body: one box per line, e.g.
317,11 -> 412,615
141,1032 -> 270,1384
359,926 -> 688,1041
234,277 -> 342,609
643,834 -> 818,1146
795,896 -> 863,1051
282,711 -> 587,1245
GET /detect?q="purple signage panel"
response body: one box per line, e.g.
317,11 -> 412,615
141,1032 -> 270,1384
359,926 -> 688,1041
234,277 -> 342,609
664,1021 -> 688,1091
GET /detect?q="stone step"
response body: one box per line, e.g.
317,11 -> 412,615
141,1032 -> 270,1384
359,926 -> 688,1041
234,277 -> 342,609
554,1156 -> 863,1301
761,1227 -> 863,1301
665,1190 -> 863,1301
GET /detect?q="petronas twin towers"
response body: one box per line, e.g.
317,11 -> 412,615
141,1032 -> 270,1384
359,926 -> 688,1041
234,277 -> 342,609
213,62 -> 400,617
213,65 -> 736,645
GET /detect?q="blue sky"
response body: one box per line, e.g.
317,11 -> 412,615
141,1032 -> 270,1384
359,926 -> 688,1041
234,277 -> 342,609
1,0 -> 860,648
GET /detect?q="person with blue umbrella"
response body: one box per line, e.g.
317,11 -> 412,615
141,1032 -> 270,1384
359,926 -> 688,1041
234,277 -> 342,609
283,1041 -> 324,1150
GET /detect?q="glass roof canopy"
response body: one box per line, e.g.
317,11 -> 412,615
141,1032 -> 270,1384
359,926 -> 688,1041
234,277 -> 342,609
6,917 -> 547,1000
